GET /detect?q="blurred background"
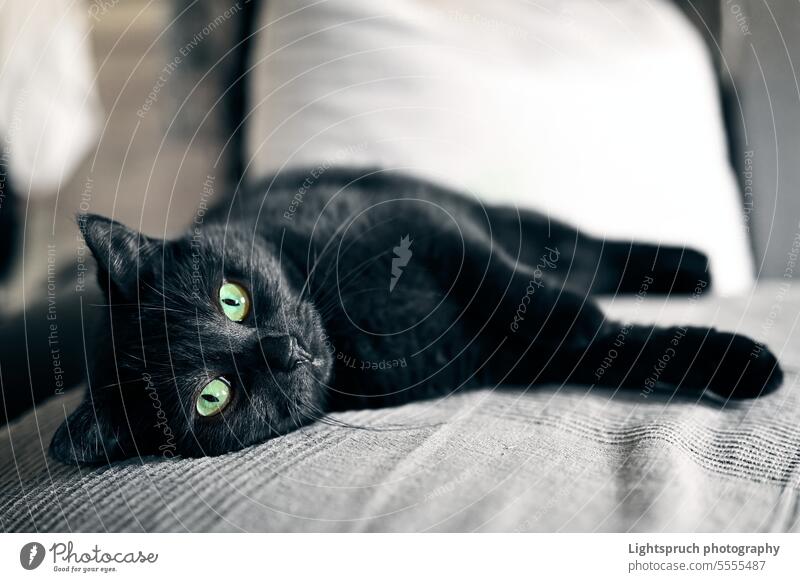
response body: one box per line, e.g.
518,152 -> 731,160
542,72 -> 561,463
1,0 -> 800,303
0,0 -> 237,310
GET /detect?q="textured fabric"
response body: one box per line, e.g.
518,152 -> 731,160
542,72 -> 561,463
244,0 -> 753,294
1,284 -> 798,532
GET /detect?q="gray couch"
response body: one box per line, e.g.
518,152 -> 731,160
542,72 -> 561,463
3,285 -> 798,532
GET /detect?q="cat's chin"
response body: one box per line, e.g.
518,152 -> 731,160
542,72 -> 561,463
275,356 -> 332,422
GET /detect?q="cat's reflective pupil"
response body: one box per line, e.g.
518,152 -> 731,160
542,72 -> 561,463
196,378 -> 231,417
218,282 -> 249,322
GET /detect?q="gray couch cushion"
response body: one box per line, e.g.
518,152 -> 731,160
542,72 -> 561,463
2,284 -> 798,531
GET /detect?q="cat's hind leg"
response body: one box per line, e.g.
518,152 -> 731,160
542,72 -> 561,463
528,322 -> 783,399
598,240 -> 712,296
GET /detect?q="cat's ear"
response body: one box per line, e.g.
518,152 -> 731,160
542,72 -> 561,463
80,214 -> 160,293
49,393 -> 134,465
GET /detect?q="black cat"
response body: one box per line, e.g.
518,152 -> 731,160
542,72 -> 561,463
12,168 -> 781,464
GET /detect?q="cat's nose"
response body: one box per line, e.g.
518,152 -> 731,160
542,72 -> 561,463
258,334 -> 310,371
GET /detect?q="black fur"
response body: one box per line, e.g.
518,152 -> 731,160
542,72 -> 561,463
0,154 -> 19,281
32,168 -> 782,464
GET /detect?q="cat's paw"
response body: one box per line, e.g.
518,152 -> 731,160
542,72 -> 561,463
704,334 -> 783,399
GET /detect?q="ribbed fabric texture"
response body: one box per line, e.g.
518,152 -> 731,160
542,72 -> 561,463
2,285 -> 799,532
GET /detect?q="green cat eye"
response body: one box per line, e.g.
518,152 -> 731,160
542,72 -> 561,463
219,281 -> 250,322
196,378 -> 232,417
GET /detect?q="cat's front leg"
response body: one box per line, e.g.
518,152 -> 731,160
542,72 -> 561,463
506,282 -> 607,350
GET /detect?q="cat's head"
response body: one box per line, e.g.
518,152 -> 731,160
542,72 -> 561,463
50,214 -> 333,464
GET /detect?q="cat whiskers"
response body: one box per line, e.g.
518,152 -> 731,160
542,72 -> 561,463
304,246 -> 400,319
89,377 -> 147,391
300,214 -> 402,306
91,303 -> 195,316
294,209 -> 396,305
296,243 -> 325,305
304,410 -> 420,433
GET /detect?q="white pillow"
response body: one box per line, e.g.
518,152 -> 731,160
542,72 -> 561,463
0,0 -> 101,193
244,0 -> 752,295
